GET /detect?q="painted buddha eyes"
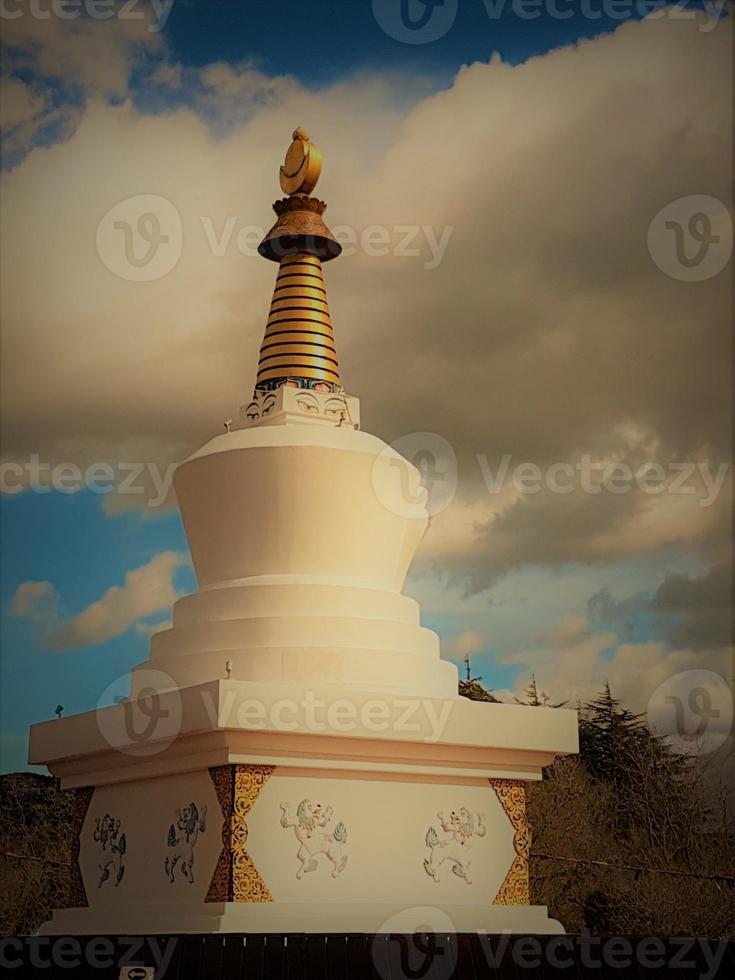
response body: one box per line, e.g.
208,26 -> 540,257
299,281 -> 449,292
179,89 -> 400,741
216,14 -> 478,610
295,396 -> 346,417
297,394 -> 320,414
323,399 -> 345,417
246,393 -> 347,420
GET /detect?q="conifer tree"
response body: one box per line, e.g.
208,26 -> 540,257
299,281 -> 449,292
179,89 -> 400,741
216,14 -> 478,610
579,681 -> 646,782
458,654 -> 500,702
514,673 -> 567,708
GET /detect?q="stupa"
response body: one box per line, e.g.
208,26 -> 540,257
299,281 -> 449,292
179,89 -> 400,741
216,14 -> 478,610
29,130 -> 578,935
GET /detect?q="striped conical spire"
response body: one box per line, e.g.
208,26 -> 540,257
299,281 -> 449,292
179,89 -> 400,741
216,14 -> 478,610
255,129 -> 343,392
255,251 -> 340,390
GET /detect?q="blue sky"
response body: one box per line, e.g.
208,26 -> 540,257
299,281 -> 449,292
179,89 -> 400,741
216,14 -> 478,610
0,1 -> 731,771
0,492 -> 196,770
163,0 -> 656,80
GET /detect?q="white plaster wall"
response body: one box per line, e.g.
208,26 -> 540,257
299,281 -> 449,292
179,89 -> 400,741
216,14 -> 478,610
128,421 -> 460,698
172,584 -> 420,627
174,427 -> 427,592
133,647 -> 457,699
246,775 -> 516,908
79,771 -> 222,908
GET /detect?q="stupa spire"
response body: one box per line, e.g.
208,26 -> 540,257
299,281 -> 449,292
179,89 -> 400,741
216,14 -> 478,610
255,129 -> 342,393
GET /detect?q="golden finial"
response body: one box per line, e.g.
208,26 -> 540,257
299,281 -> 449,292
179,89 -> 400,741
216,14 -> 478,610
279,127 -> 323,196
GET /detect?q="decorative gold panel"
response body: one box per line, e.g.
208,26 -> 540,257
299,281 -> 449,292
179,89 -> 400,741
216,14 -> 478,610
206,764 -> 275,903
68,786 -> 94,908
490,778 -> 530,906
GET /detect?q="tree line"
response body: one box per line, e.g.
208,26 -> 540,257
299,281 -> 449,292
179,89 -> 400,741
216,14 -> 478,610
462,675 -> 734,937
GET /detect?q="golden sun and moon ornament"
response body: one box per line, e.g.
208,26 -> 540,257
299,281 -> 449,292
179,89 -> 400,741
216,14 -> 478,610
279,127 -> 323,196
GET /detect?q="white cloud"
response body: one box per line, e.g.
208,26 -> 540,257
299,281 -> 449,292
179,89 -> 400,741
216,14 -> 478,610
135,618 -> 172,636
1,7 -> 164,99
10,552 -> 187,651
9,580 -> 59,622
501,611 -> 732,715
0,78 -> 47,129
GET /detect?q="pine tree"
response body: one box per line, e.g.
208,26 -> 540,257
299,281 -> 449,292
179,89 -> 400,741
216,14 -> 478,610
459,678 -> 500,703
579,681 -> 647,782
514,673 -> 567,708
458,654 -> 501,702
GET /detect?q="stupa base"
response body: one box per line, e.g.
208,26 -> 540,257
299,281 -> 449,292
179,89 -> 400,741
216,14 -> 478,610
29,681 -> 578,939
39,901 -> 564,936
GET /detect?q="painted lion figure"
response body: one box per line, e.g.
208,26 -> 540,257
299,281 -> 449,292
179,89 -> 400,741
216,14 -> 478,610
423,808 -> 486,884
280,799 -> 348,879
93,813 -> 126,888
165,801 -> 207,884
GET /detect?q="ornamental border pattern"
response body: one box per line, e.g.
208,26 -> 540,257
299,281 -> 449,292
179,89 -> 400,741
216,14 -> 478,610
68,786 -> 94,908
490,778 -> 530,906
205,764 -> 274,903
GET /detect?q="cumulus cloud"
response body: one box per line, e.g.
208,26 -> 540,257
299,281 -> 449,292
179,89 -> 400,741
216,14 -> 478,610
0,6 -> 165,167
587,586 -> 651,643
0,78 -> 47,130
0,10 -> 731,593
654,561 -> 733,651
500,610 -> 732,715
135,617 -> 172,636
10,551 -> 187,650
414,457 -> 730,592
581,560 -> 733,653
1,4 -> 164,100
9,580 -> 60,622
